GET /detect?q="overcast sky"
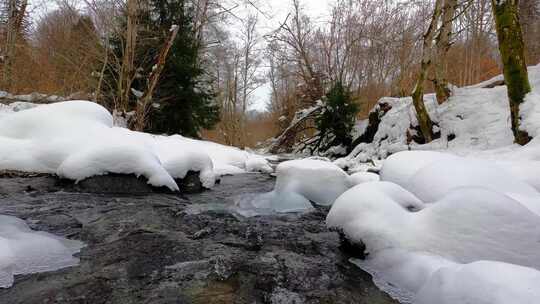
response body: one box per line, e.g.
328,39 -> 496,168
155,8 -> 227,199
28,0 -> 334,112
246,0 -> 334,111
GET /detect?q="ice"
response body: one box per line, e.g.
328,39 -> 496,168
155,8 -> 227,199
0,100 -> 272,191
0,215 -> 84,288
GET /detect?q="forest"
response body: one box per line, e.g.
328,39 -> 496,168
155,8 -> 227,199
2,0 -> 538,149
1,0 -> 540,303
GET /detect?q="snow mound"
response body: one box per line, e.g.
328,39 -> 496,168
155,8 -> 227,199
381,151 -> 540,215
234,159 -> 359,216
415,261 -> 540,304
0,215 -> 83,288
329,183 -> 540,267
0,101 -> 272,191
327,152 -> 540,303
348,172 -> 380,186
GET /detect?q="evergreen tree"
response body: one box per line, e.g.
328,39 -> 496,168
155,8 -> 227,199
315,82 -> 359,152
104,0 -> 219,137
138,0 -> 219,138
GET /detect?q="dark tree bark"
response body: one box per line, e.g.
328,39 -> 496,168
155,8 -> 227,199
491,0 -> 532,145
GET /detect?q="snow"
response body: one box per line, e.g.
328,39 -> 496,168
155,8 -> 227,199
337,64 -> 540,171
415,261 -> 540,304
0,215 -> 83,288
380,151 -> 540,216
348,172 -> 380,186
520,91 -> 540,137
234,159 -> 358,216
328,180 -> 540,303
325,64 -> 540,303
0,100 -> 272,191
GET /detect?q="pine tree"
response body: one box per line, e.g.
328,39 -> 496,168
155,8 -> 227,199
134,0 -> 219,138
315,82 -> 359,152
104,0 -> 219,137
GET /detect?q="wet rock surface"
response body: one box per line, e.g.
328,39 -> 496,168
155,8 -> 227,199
0,173 -> 397,304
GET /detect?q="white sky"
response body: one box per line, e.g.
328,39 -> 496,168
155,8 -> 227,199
246,0 -> 334,111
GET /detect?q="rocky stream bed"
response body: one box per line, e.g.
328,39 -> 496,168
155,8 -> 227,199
0,173 -> 398,304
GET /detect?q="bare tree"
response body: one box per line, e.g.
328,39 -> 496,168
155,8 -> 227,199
118,0 -> 139,111
1,0 -> 27,89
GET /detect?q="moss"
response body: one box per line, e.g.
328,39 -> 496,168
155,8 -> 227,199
492,0 -> 532,145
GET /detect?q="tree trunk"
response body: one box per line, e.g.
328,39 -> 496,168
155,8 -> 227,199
118,0 -> 139,112
491,0 -> 532,145
411,0 -> 443,143
2,0 -> 18,89
433,0 -> 457,104
134,25 -> 179,131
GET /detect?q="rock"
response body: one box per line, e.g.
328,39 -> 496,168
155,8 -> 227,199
176,171 -> 204,194
0,174 -> 398,304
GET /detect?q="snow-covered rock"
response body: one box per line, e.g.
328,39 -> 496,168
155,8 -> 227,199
327,151 -> 540,303
0,100 -> 272,191
337,64 -> 540,171
348,172 -> 380,186
415,261 -> 540,304
234,159 -> 361,216
0,215 -> 83,288
380,151 -> 540,215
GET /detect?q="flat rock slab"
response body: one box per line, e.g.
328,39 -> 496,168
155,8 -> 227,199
0,171 -> 205,195
0,174 -> 398,304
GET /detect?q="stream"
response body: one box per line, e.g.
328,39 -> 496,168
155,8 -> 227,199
0,173 -> 398,304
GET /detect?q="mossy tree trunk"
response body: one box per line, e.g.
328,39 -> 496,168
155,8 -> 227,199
491,0 -> 532,145
411,0 -> 444,143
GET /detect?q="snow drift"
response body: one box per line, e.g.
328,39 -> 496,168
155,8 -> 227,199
0,100 -> 272,191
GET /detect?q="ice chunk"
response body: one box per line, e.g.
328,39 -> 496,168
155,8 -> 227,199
0,215 -> 83,288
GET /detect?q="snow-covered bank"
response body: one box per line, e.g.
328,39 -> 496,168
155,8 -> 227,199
0,100 -> 272,191
337,64 -> 540,171
0,215 -> 83,288
322,65 -> 540,303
